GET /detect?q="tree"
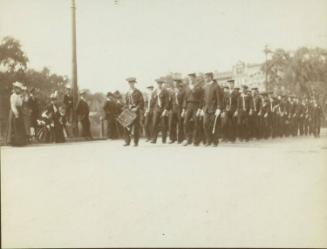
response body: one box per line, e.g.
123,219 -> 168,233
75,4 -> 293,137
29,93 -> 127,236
0,36 -> 29,73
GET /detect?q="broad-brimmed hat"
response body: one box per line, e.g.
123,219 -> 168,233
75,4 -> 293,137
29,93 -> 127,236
12,81 -> 24,89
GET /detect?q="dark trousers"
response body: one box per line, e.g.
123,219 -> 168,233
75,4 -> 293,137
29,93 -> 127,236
151,109 -> 168,143
106,116 -> 117,139
312,117 -> 321,137
184,108 -> 201,145
80,117 -> 92,138
168,111 -> 184,143
124,116 -> 140,145
203,112 -> 219,145
249,113 -> 259,139
237,111 -> 250,140
144,112 -> 153,140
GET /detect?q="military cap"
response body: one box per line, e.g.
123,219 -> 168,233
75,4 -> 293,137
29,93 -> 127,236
227,79 -> 235,83
205,72 -> 214,77
234,87 -> 240,91
155,78 -> 165,84
260,92 -> 268,96
106,92 -> 115,98
241,85 -> 248,89
223,86 -> 230,89
114,90 -> 121,95
126,77 -> 137,83
187,73 -> 196,77
251,87 -> 258,90
146,85 -> 154,89
173,78 -> 183,82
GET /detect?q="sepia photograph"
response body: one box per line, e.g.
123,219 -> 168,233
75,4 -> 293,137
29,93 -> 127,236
0,0 -> 327,248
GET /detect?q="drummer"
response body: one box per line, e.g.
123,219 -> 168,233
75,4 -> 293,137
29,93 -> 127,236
123,77 -> 145,146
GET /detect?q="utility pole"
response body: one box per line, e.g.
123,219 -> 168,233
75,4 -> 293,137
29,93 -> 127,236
71,0 -> 79,136
263,44 -> 272,92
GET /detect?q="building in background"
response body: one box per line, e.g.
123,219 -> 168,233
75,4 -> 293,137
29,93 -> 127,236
232,61 -> 266,91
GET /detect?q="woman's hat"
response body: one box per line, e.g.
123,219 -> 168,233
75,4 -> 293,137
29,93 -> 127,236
12,81 -> 24,89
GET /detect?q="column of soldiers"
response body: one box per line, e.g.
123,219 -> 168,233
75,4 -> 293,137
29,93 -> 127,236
119,73 -> 323,147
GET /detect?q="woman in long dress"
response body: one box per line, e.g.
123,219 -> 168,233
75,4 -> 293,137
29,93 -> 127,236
6,82 -> 27,146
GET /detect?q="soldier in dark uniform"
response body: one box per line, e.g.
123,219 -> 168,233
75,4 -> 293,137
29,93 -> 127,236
144,85 -> 154,142
268,93 -> 279,138
103,92 -> 117,139
236,85 -> 251,141
311,98 -> 322,137
76,90 -> 92,140
258,92 -> 270,139
168,78 -> 185,144
123,77 -> 144,146
221,85 -> 231,142
182,73 -> 204,146
202,72 -> 223,146
293,96 -> 302,136
249,87 -> 262,139
303,98 -> 311,135
151,78 -> 170,144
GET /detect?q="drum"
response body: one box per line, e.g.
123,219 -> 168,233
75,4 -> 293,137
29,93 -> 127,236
116,109 -> 137,128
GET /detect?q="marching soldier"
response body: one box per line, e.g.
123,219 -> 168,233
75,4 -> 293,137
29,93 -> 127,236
311,98 -> 322,137
236,85 -> 251,141
123,77 -> 144,146
221,85 -> 231,142
249,87 -> 262,139
76,90 -> 92,140
168,78 -> 185,144
182,73 -> 204,146
151,78 -> 170,144
268,92 -> 279,138
258,92 -> 270,139
202,72 -> 223,146
144,85 -> 154,142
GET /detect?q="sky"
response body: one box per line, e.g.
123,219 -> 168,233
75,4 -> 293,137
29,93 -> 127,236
1,0 -> 327,92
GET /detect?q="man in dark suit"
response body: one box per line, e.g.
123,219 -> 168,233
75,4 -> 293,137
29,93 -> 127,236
202,72 -> 223,146
103,92 -> 117,139
123,77 -> 144,146
151,78 -> 170,144
182,73 -> 204,146
76,90 -> 92,140
168,78 -> 185,144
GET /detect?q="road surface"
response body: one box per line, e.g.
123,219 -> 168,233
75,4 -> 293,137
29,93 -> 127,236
1,133 -> 327,248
